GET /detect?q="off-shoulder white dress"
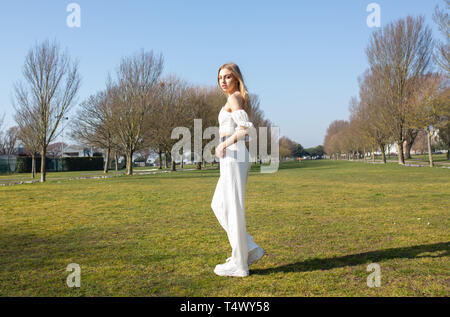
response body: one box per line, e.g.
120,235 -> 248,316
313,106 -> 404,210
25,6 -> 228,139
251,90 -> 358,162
211,105 -> 261,274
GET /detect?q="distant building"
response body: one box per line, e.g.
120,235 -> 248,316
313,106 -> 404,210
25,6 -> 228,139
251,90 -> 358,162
63,145 -> 94,157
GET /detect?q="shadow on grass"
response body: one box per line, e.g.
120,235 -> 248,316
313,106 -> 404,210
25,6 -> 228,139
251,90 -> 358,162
252,242 -> 450,275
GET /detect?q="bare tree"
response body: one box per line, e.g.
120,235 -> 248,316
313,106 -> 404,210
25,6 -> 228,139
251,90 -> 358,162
407,73 -> 448,166
13,39 -> 81,182
438,122 -> 450,160
15,107 -> 40,178
0,114 -> 5,154
0,114 -> 4,141
435,86 -> 450,160
356,70 -> 392,163
135,148 -> 151,166
366,16 -> 433,165
0,126 -> 19,155
148,75 -> 191,171
411,130 -> 428,155
107,50 -> 163,175
324,120 -> 350,160
404,128 -> 420,159
246,94 -> 274,165
182,85 -> 224,169
72,90 -> 117,173
349,97 -> 372,161
432,0 -> 450,76
278,136 -> 297,161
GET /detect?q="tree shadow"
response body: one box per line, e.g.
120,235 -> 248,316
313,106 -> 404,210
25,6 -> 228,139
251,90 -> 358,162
251,242 -> 449,275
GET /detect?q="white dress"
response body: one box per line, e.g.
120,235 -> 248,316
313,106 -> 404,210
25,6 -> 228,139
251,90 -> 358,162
211,105 -> 261,273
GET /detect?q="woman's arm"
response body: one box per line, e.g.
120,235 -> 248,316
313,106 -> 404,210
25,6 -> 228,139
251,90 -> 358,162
221,93 -> 253,149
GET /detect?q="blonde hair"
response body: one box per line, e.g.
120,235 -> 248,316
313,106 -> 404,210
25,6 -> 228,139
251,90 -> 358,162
218,62 -> 251,114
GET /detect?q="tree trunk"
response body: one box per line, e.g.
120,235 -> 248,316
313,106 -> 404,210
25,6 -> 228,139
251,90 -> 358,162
40,148 -> 46,182
171,157 -> 176,171
31,153 -> 36,178
405,129 -> 419,160
158,150 -> 163,169
104,147 -> 110,173
380,144 -> 386,164
405,142 -> 413,160
397,142 -> 405,165
447,147 -> 450,160
126,151 -> 133,175
115,153 -> 118,171
165,152 -> 169,168
372,147 -> 375,161
196,149 -> 203,169
427,130 -> 434,167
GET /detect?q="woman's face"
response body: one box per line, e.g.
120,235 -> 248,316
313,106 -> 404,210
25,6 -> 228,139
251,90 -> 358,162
218,68 -> 238,95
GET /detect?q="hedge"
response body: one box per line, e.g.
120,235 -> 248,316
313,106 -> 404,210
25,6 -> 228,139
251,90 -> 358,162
16,157 -> 56,173
16,156 -> 104,173
62,157 -> 103,171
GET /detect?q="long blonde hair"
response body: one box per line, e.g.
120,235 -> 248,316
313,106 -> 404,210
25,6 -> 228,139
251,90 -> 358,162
218,62 -> 251,114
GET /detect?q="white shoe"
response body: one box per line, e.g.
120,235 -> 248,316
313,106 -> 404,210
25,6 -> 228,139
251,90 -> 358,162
248,246 -> 265,266
214,258 -> 249,277
222,246 -> 265,267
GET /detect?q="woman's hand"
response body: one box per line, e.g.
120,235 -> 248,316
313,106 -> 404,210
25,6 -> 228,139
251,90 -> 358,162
215,142 -> 226,159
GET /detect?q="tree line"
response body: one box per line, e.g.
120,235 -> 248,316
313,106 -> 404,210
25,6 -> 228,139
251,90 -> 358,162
5,40 -> 280,182
278,136 -> 324,161
324,5 -> 450,167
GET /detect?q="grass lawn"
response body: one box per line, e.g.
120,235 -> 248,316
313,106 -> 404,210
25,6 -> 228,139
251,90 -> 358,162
370,153 -> 450,163
0,160 -> 448,296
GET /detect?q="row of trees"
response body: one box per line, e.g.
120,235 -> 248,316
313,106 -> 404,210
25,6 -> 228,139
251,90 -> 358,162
7,40 -> 279,181
278,136 -> 324,160
324,5 -> 450,167
70,52 -> 276,176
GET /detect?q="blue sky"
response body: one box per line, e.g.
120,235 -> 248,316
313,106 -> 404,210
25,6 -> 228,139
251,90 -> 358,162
0,0 -> 443,148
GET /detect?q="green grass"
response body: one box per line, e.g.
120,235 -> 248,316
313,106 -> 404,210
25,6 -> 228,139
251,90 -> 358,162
0,160 -> 448,296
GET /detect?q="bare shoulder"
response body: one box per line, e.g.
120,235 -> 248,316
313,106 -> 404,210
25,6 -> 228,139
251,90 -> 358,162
227,91 -> 243,112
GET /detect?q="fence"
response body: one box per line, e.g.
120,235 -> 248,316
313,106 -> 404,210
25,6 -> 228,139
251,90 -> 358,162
0,156 -> 63,174
0,155 -> 17,173
0,156 -> 102,174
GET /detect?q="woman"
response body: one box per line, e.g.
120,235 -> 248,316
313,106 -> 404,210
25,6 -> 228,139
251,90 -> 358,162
211,62 -> 265,277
